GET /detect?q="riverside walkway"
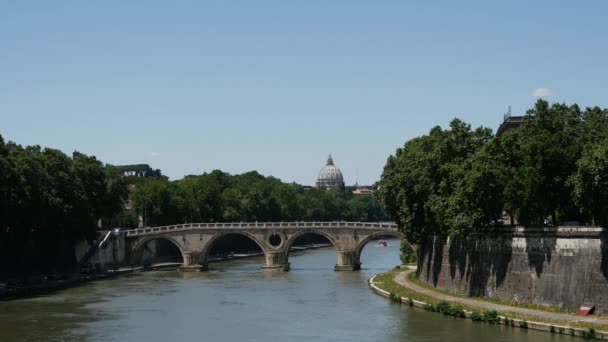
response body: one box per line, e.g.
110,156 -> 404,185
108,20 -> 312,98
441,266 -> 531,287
391,268 -> 608,326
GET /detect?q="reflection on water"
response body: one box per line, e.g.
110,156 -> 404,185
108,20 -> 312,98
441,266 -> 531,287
0,240 -> 577,342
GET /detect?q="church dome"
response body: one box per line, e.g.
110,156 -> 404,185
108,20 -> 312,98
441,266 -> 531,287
316,155 -> 345,189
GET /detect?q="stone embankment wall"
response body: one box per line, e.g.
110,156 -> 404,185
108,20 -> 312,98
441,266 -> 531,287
74,232 -> 127,271
417,227 -> 608,312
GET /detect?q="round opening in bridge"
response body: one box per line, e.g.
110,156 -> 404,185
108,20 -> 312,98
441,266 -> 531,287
269,234 -> 282,247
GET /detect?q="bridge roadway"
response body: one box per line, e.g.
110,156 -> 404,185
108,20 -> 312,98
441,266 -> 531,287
126,221 -> 407,271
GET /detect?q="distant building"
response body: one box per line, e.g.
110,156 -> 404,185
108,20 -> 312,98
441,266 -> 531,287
116,164 -> 163,178
496,106 -> 524,136
316,154 -> 345,189
352,184 -> 374,196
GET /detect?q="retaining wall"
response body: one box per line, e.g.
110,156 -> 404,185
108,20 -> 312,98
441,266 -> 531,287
417,227 -> 608,312
74,232 -> 127,271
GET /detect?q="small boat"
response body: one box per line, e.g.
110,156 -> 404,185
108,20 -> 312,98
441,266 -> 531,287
378,240 -> 387,247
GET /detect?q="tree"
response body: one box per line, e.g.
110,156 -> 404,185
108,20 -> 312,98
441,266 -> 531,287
572,141 -> 608,227
378,100 -> 608,246
512,100 -> 583,225
0,135 -> 129,275
377,119 -> 492,244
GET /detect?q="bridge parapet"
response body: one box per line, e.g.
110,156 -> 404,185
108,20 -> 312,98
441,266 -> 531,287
125,221 -> 399,237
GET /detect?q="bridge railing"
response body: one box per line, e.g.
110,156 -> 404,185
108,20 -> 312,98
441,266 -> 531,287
125,221 -> 399,236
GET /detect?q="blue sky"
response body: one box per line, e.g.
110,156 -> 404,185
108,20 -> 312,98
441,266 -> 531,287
1,1 -> 607,185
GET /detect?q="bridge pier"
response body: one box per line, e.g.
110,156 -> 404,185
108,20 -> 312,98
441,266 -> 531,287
179,252 -> 208,272
262,251 -> 290,271
334,250 -> 361,271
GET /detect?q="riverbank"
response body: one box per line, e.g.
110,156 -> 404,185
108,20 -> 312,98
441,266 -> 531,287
0,268 -> 140,301
369,267 -> 608,339
0,243 -> 333,301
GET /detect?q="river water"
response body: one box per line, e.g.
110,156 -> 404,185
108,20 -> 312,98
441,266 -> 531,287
0,240 -> 577,341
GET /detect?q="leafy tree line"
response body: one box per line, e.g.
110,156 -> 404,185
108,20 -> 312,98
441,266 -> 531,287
0,134 -> 389,275
0,134 -> 128,275
377,100 -> 608,245
126,170 -> 389,227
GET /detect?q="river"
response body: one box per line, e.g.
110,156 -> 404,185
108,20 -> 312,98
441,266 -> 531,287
0,240 -> 578,341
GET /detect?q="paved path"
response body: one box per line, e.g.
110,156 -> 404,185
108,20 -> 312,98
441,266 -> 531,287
393,268 -> 608,326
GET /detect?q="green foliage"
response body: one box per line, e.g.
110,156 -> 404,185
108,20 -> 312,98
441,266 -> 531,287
482,310 -> 500,324
0,135 -> 128,275
389,292 -> 401,303
376,118 -> 495,243
571,141 -> 608,227
470,310 -> 499,324
421,301 -> 465,318
471,311 -> 483,321
447,304 -> 466,318
435,300 -> 452,313
128,170 -> 390,226
519,320 -> 528,329
424,302 -> 437,312
407,298 -> 414,306
378,100 -> 608,243
399,241 -> 417,264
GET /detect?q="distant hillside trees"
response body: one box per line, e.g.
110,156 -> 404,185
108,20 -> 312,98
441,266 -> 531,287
377,100 -> 608,244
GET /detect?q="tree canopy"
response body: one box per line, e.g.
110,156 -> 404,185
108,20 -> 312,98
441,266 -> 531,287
126,170 -> 389,227
0,135 -> 128,275
377,100 -> 608,244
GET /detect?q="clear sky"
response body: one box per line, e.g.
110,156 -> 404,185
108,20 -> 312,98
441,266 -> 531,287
1,1 -> 607,185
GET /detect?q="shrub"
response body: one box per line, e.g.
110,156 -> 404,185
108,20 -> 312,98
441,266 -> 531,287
424,303 -> 437,312
471,310 -> 500,324
519,320 -> 528,329
388,292 -> 401,303
436,301 -> 452,314
407,298 -> 414,306
447,305 -> 466,318
481,310 -> 500,324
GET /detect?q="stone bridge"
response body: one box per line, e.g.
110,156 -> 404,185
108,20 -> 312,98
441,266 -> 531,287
126,221 -> 407,271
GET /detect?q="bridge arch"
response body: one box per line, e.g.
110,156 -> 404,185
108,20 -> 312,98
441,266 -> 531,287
284,230 -> 339,257
131,235 -> 186,265
201,231 -> 268,265
354,230 -> 412,260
